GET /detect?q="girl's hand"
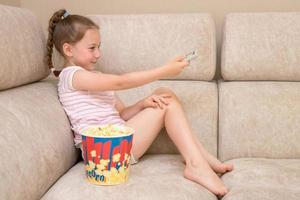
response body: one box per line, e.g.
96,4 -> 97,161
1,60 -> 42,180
162,56 -> 189,77
140,93 -> 172,109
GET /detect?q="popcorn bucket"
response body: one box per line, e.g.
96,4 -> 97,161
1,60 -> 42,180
81,125 -> 134,185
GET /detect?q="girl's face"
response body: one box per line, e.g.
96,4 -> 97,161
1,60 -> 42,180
66,28 -> 101,70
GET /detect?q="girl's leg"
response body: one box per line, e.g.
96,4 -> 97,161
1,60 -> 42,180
192,136 -> 233,174
154,87 -> 233,174
126,87 -> 229,196
125,106 -> 165,160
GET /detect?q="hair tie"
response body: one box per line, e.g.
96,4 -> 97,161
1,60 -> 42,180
62,11 -> 70,19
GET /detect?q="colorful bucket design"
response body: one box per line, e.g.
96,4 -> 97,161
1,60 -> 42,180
81,126 -> 133,185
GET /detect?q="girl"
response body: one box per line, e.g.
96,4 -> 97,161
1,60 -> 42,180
46,9 -> 233,196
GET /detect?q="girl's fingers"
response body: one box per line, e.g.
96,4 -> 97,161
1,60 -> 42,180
143,98 -> 156,108
151,102 -> 158,108
156,100 -> 164,109
153,97 -> 164,109
159,97 -> 169,105
143,93 -> 173,109
158,94 -> 171,105
174,55 -> 184,61
146,99 -> 157,108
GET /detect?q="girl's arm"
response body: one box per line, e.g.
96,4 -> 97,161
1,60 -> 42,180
72,56 -> 188,92
115,95 -> 144,121
115,94 -> 171,121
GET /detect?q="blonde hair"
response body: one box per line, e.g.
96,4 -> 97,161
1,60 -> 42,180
46,9 -> 99,76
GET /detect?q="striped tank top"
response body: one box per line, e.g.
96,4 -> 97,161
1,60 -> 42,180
57,66 -> 125,147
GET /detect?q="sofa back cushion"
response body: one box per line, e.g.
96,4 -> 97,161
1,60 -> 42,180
218,81 -> 300,161
0,5 -> 49,91
88,14 -> 216,81
221,13 -> 300,81
0,80 -> 79,200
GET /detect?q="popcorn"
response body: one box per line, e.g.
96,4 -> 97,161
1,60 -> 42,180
82,124 -> 133,137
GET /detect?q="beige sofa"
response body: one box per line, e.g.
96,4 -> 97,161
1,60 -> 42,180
0,5 -> 299,200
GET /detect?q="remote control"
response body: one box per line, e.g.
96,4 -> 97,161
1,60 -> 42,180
184,50 -> 198,62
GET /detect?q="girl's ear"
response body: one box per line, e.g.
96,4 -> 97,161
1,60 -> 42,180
62,43 -> 73,57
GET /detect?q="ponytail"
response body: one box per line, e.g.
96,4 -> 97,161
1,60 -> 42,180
46,9 -> 66,76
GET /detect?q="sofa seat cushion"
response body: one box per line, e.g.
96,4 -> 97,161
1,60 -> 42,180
221,158 -> 300,200
41,154 -> 217,200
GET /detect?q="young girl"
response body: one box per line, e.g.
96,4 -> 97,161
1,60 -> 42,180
46,9 -> 233,196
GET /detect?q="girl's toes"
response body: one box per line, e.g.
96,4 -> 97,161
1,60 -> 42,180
216,163 -> 233,174
225,163 -> 234,172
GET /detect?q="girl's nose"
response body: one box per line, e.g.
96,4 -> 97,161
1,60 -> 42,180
95,49 -> 101,59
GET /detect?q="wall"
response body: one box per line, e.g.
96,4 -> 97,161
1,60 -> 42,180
0,0 -> 20,6
20,0 -> 300,79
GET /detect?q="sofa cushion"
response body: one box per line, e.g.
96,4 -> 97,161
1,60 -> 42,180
221,158 -> 300,200
0,80 -> 78,200
117,80 -> 218,156
218,81 -> 300,161
0,5 -> 49,91
41,154 -> 217,200
86,14 -> 216,81
222,12 -> 300,81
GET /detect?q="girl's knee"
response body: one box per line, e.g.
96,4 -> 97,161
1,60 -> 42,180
150,88 -> 182,112
153,86 -> 173,94
153,87 -> 178,100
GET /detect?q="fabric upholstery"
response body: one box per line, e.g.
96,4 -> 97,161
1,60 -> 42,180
86,14 -> 216,81
221,158 -> 300,200
222,13 -> 300,81
0,5 -> 49,91
3,5 -> 299,200
117,80 -> 218,156
41,154 -> 217,200
218,81 -> 300,161
0,80 -> 78,200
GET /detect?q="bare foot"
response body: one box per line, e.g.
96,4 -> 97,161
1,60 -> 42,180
184,163 -> 228,196
195,142 -> 234,174
185,159 -> 234,174
213,163 -> 234,174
